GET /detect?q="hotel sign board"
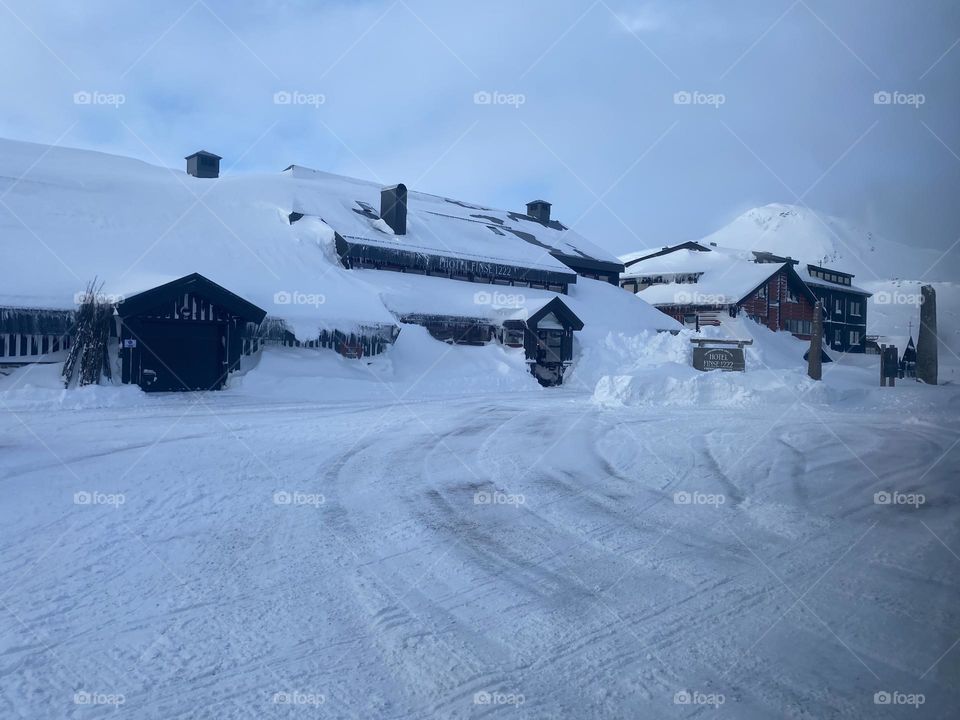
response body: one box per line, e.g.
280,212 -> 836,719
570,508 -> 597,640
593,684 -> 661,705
693,346 -> 746,372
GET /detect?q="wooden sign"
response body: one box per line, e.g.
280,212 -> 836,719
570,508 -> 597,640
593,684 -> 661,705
693,346 -> 745,372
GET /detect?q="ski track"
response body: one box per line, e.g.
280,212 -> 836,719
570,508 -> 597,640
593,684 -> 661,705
0,395 -> 958,718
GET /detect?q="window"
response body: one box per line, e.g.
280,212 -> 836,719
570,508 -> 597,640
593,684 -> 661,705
849,330 -> 861,345
503,327 -> 524,346
757,284 -> 767,300
849,300 -> 861,317
835,299 -> 843,314
786,288 -> 798,303
786,319 -> 813,335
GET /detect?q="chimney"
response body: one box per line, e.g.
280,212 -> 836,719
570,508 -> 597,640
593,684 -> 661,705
526,199 -> 551,224
380,183 -> 407,235
185,150 -> 221,179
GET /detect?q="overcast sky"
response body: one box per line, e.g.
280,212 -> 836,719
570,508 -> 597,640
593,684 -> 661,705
2,0 -> 958,259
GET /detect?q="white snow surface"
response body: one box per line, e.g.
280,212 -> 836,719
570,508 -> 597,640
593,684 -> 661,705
1,344 -> 958,718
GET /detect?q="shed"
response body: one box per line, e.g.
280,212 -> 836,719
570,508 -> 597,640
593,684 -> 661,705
116,273 -> 266,392
504,296 -> 584,386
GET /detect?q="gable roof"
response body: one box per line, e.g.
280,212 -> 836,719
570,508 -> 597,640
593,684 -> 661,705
799,264 -> 871,296
620,242 -> 711,268
285,164 -> 622,277
525,296 -> 584,330
185,150 -> 222,160
626,243 -> 818,307
117,273 -> 267,324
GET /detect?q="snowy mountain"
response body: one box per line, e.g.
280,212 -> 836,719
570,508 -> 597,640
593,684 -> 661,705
699,203 -> 952,283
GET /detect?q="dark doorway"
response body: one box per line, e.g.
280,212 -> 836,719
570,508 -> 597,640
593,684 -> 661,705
137,321 -> 224,392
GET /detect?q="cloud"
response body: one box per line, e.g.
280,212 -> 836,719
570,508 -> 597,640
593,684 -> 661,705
615,4 -> 669,34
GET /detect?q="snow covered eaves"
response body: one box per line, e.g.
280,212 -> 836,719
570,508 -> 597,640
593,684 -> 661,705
797,266 -> 872,296
636,262 -> 785,307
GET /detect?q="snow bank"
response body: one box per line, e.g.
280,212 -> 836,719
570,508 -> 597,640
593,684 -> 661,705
233,325 -> 538,402
588,316 -> 959,409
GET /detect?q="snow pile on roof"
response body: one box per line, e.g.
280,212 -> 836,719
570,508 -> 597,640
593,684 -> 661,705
0,138 -> 666,348
796,264 -> 871,295
624,245 -> 783,306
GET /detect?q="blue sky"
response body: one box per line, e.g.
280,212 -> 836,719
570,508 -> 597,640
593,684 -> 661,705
1,0 -> 958,258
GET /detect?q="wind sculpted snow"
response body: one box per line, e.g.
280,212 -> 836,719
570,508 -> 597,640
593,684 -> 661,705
1,373 -> 958,718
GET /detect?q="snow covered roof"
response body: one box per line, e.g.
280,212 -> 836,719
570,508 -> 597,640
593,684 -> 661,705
798,265 -> 871,296
285,164 -> 621,275
0,138 -> 673,340
624,244 -> 796,306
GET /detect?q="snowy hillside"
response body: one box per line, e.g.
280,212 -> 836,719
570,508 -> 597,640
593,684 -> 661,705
699,204 -> 951,282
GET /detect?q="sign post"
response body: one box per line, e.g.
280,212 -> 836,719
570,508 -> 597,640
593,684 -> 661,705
691,338 -> 751,372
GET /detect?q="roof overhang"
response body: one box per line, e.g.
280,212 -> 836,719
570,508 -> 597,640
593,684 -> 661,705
118,273 -> 267,324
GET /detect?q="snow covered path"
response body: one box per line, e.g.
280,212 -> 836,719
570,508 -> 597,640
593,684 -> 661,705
1,392 -> 958,718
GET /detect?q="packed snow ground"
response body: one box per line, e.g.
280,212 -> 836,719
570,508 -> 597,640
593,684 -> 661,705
1,343 -> 959,719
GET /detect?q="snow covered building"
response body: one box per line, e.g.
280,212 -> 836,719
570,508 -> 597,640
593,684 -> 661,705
0,138 -> 670,391
795,264 -> 871,353
620,243 -> 818,338
0,308 -> 75,366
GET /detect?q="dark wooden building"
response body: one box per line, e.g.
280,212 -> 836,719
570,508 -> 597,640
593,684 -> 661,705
117,273 -> 266,392
799,264 -> 871,353
0,307 -> 75,365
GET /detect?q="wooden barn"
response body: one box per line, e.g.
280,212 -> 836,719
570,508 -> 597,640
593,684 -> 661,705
116,273 -> 266,392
